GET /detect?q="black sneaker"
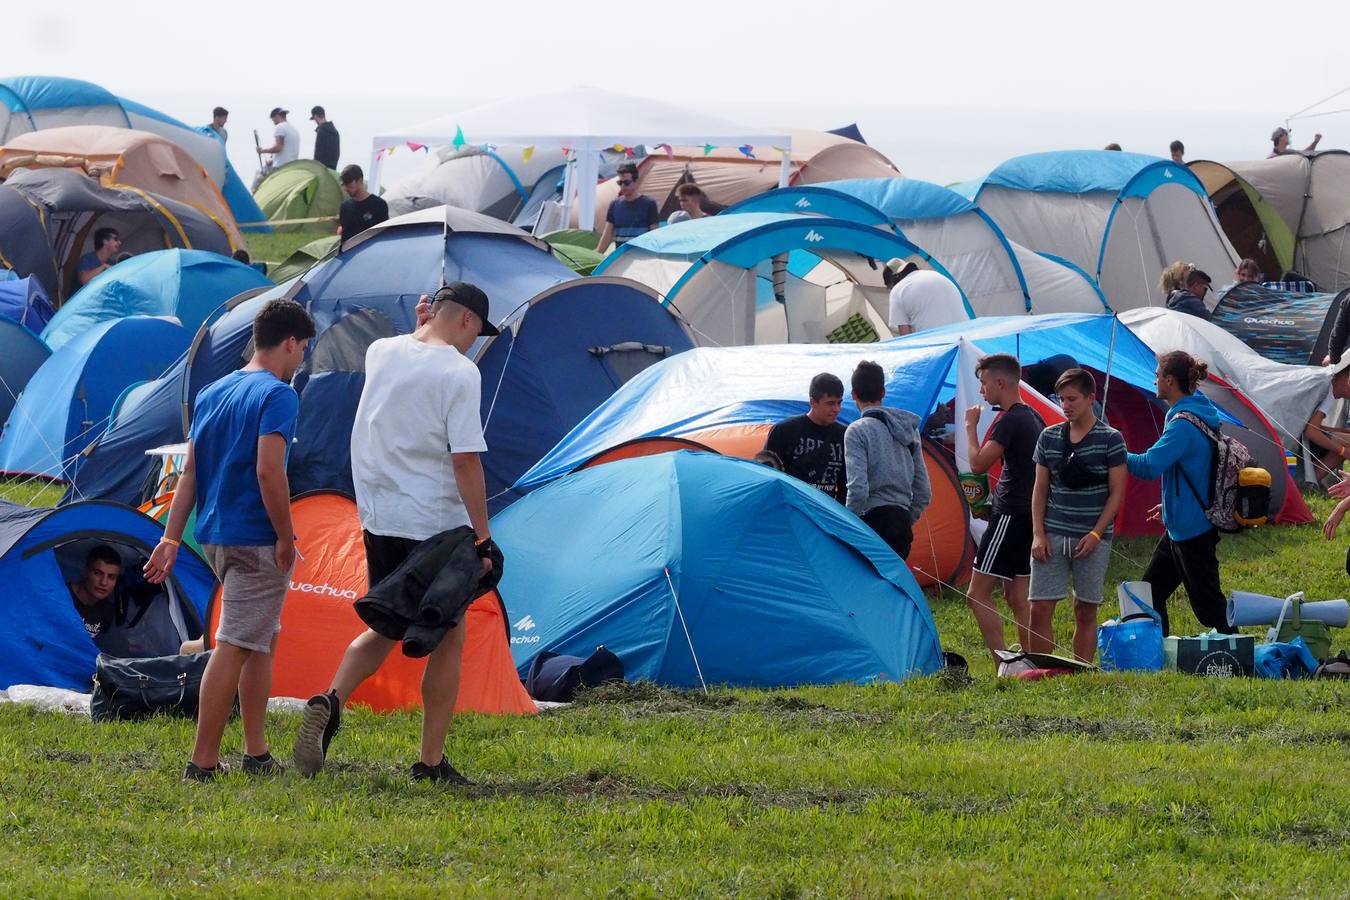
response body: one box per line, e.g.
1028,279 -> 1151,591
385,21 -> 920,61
409,758 -> 473,785
293,690 -> 342,776
242,751 -> 284,775
183,760 -> 230,782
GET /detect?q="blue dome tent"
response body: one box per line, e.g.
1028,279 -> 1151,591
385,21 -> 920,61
42,249 -> 270,351
0,272 -> 55,330
596,211 -> 968,346
0,75 -> 266,229
493,451 -> 944,688
0,317 -> 189,481
971,150 -> 1239,310
0,499 -> 214,691
66,207 -> 692,508
0,317 -> 50,428
725,180 -> 1107,316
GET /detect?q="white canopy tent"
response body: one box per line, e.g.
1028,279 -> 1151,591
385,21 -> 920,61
369,86 -> 790,230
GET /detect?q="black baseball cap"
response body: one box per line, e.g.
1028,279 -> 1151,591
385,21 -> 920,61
432,282 -> 498,336
310,105 -> 325,120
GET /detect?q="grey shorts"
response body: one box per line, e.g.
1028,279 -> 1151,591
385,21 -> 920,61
202,544 -> 291,652
1028,533 -> 1112,605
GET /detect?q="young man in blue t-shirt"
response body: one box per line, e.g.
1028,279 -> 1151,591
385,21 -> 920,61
145,298 -> 315,781
597,162 -> 659,253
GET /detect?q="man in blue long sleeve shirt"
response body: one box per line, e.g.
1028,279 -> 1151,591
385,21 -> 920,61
1125,351 -> 1234,635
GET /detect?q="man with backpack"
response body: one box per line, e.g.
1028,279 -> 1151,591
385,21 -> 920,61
1126,350 -> 1235,636
843,361 -> 930,559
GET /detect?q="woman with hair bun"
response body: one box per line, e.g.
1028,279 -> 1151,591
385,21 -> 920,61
1125,350 -> 1236,636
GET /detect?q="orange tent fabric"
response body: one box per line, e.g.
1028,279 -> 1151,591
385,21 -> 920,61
0,126 -> 242,247
206,491 -> 535,716
572,425 -> 973,589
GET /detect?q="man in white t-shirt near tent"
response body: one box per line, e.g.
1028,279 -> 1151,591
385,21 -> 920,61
258,107 -> 300,168
883,258 -> 970,336
292,281 -> 500,784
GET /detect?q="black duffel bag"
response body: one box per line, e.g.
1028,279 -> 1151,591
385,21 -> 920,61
90,651 -> 211,722
525,646 -> 624,702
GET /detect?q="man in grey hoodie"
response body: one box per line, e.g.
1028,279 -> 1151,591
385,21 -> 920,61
844,361 -> 931,559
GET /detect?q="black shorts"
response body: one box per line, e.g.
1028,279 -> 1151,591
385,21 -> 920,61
973,511 -> 1033,580
861,505 -> 914,560
363,530 -> 421,589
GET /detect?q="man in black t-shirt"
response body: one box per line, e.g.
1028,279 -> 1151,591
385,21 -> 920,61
764,373 -> 848,503
963,353 -> 1044,660
311,106 -> 340,170
338,165 -> 389,242
68,545 -> 122,642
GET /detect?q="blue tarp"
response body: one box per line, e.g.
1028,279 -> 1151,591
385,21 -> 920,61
42,249 -> 270,351
979,150 -> 1206,199
515,314 -> 1163,490
0,317 -> 50,427
0,317 -> 189,480
0,499 -> 214,691
494,451 -> 943,688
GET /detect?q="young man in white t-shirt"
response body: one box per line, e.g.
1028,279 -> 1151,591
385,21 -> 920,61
258,107 -> 300,167
883,258 -> 969,335
293,282 -> 498,784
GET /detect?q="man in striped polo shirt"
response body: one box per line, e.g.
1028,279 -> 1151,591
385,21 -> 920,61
1029,368 -> 1128,662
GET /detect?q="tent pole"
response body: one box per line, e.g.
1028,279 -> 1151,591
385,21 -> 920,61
368,142 -> 385,194
1102,314 -> 1118,411
559,147 -> 575,230
777,139 -> 792,188
576,139 -> 599,233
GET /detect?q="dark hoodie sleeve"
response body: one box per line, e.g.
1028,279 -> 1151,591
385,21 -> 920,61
1329,293 -> 1350,363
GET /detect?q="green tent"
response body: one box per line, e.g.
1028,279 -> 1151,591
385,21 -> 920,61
269,234 -> 340,282
252,160 -> 343,233
540,229 -> 603,275
1190,160 -> 1297,279
540,228 -> 600,250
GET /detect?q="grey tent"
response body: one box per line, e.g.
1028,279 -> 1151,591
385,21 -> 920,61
0,167 -> 233,301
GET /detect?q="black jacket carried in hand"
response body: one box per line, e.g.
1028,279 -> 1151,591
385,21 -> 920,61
354,526 -> 503,658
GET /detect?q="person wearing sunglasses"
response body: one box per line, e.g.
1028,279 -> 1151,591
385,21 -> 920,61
597,162 -> 659,252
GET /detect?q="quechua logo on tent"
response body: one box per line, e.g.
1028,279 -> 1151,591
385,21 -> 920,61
290,580 -> 358,601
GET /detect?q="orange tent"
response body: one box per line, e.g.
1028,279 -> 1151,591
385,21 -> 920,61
205,491 -> 535,716
575,425 -> 972,590
0,126 -> 242,248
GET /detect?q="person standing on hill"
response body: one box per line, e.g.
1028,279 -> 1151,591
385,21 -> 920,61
844,361 -> 930,559
293,282 -> 502,785
311,106 -> 340,170
765,373 -> 849,503
964,353 -> 1044,658
1029,368 -> 1127,661
1126,350 -> 1233,636
258,108 -> 300,167
144,299 -> 315,781
597,163 -> 658,252
1269,126 -> 1321,157
338,165 -> 389,241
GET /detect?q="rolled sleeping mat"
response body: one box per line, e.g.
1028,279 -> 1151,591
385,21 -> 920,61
1118,581 -> 1157,620
1227,591 -> 1350,628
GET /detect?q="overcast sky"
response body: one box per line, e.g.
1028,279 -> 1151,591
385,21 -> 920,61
7,0 -> 1349,183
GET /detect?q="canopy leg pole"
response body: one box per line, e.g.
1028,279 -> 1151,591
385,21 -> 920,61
1102,314 -> 1119,412
778,145 -> 792,188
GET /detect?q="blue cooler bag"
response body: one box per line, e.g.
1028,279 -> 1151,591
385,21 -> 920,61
1098,584 -> 1165,672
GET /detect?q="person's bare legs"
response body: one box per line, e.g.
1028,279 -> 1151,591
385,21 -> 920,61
191,642 -> 250,768
1028,599 -> 1057,654
237,635 -> 278,757
1072,599 -> 1099,664
418,621 -> 466,766
1007,575 -> 1032,650
331,629 -> 398,702
966,571 -> 1009,657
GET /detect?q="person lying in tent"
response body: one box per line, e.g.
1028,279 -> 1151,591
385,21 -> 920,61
1303,357 -> 1350,486
68,545 -> 123,644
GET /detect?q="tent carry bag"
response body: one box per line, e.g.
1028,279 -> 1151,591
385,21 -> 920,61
1164,632 -> 1255,677
90,651 -> 211,722
1269,593 -> 1334,662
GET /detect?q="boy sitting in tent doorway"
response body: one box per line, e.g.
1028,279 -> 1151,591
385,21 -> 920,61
68,545 -> 122,644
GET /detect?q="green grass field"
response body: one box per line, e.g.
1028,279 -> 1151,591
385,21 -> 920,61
4,492 -> 1349,895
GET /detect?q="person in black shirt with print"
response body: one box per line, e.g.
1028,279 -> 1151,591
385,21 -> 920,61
764,373 -> 848,503
964,353 -> 1044,660
68,545 -> 122,642
338,165 -> 389,242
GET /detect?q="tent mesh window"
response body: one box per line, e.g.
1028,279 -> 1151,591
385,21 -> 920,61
588,342 -> 673,387
826,313 -> 879,344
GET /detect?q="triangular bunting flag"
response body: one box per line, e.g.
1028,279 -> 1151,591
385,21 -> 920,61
738,144 -> 755,159
523,145 -> 535,164
702,144 -> 716,156
407,141 -> 424,152
452,126 -> 465,150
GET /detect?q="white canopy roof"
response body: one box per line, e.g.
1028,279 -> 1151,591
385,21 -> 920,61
369,86 -> 790,227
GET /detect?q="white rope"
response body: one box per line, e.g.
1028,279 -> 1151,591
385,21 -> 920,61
663,565 -> 708,694
1287,85 -> 1350,123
